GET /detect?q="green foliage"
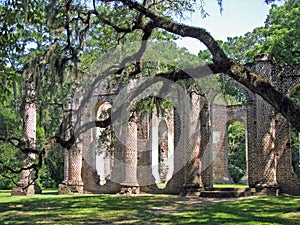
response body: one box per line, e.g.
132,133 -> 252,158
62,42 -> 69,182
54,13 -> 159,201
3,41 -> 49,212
37,146 -> 64,189
117,40 -> 204,117
144,41 -> 203,71
198,0 -> 300,65
0,143 -> 20,189
262,0 -> 300,64
194,73 -> 246,105
198,49 -> 213,63
0,102 -> 23,189
0,0 -> 79,188
224,29 -> 266,64
290,85 -> 300,106
227,121 -> 246,183
198,29 -> 266,65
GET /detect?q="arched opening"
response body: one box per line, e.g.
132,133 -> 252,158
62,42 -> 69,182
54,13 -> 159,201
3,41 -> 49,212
95,102 -> 113,185
152,114 -> 174,189
158,120 -> 168,185
210,77 -> 249,187
227,120 -> 247,184
289,84 -> 300,181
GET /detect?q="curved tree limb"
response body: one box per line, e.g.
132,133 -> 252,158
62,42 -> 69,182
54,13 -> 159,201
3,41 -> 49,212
109,0 -> 300,131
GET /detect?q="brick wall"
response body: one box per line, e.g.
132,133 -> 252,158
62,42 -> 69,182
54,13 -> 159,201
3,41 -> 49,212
211,104 -> 247,184
60,58 -> 300,195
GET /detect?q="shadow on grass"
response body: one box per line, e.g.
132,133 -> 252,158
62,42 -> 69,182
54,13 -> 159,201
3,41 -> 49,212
0,190 -> 299,224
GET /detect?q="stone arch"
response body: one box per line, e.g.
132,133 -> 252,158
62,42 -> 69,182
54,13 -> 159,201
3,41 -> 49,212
208,74 -> 251,186
79,99 -> 122,194
57,55 -> 300,196
218,73 -> 254,104
59,77 -> 210,195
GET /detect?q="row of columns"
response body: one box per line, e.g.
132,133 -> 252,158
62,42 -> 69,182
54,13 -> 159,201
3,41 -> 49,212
58,121 -> 141,194
58,89 -> 211,195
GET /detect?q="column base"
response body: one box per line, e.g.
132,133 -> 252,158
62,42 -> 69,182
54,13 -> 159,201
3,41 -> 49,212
180,183 -> 202,196
254,183 -> 280,196
120,183 -> 140,195
58,183 -> 84,194
11,183 -> 35,196
239,170 -> 248,184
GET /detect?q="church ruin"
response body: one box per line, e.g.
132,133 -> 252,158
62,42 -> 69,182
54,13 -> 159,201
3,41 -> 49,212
56,55 -> 300,196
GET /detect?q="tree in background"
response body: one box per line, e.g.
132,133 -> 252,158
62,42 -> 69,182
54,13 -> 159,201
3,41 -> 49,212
0,1 -> 80,188
227,121 -> 246,183
262,0 -> 300,64
198,0 -> 300,65
0,0 -> 299,188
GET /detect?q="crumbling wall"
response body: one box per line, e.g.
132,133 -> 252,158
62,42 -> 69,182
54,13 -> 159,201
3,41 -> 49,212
212,104 -> 247,184
248,55 -> 300,195
59,56 -> 300,195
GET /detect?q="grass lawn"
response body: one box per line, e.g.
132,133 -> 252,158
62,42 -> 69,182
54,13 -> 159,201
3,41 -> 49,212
213,184 -> 249,188
0,190 -> 299,224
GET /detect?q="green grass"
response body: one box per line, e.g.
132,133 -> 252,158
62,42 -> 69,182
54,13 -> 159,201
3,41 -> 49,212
0,190 -> 299,224
213,183 -> 249,188
157,183 -> 167,189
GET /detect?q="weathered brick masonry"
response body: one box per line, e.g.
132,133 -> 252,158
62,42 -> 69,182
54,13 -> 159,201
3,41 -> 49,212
212,104 -> 247,184
58,55 -> 300,195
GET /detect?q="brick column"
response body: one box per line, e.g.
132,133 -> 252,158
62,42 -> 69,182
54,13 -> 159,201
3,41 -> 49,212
137,114 -> 155,190
120,121 -> 140,194
62,149 -> 69,183
181,93 -> 208,195
59,145 -> 83,194
164,108 -> 186,194
68,146 -> 83,185
11,98 -> 36,196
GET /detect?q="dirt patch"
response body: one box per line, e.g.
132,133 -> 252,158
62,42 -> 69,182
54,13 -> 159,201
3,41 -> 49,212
150,196 -> 256,214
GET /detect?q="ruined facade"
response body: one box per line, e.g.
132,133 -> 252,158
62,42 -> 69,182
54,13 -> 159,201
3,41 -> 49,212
211,55 -> 300,195
58,55 -> 300,196
211,104 -> 248,184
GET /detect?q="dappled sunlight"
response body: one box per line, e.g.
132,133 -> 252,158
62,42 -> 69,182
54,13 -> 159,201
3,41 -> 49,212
0,191 -> 299,224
